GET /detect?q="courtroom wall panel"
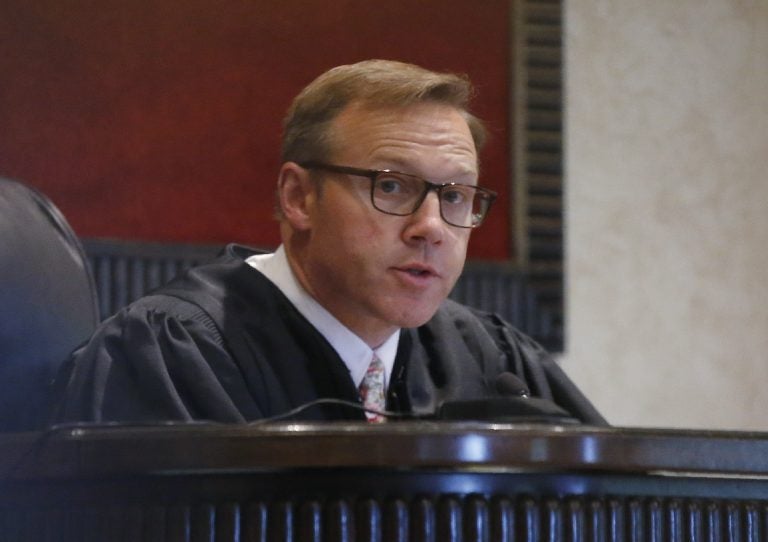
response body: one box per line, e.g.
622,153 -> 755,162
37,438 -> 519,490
0,0 -> 512,260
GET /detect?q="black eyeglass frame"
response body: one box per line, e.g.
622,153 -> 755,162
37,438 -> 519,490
300,162 -> 497,229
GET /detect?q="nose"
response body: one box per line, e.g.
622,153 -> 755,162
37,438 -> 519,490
402,191 -> 445,245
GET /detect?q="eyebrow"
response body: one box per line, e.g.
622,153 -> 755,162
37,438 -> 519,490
370,158 -> 478,183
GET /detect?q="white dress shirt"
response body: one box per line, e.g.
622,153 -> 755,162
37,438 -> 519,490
246,246 -> 399,390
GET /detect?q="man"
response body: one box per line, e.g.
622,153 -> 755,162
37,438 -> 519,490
53,60 -> 605,425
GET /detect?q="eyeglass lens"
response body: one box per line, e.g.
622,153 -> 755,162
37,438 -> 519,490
371,173 -> 490,228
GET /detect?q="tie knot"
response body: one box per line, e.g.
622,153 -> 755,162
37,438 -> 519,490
359,354 -> 386,423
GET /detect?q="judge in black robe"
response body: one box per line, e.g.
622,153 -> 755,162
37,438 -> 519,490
53,245 -> 605,425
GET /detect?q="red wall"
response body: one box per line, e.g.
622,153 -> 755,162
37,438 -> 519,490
0,1 -> 512,260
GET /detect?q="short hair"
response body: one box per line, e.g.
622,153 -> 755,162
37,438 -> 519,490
281,59 -> 487,164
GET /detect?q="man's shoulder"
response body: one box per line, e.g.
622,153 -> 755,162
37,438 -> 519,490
164,243 -> 266,288
104,243 -> 279,332
154,244 -> 273,305
431,298 -> 540,346
423,298 -> 550,370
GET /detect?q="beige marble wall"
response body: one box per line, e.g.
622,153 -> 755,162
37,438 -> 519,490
562,1 -> 768,429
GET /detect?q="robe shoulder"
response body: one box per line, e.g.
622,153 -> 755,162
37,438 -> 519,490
53,245 -> 360,424
52,293 -> 258,423
419,299 -> 607,426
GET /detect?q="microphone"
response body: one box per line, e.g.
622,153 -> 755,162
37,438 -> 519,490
436,372 -> 579,424
494,371 -> 530,397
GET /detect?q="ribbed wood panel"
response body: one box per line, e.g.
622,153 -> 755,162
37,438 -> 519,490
1,495 -> 766,541
83,239 -> 221,321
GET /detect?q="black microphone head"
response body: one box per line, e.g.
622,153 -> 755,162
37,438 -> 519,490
436,372 -> 577,424
494,372 -> 530,397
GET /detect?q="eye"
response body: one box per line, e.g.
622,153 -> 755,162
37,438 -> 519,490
377,176 -> 406,195
441,186 -> 472,205
375,174 -> 421,198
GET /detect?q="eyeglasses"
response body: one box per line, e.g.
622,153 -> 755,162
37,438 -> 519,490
300,162 -> 497,228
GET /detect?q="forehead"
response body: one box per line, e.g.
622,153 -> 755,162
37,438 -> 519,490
329,101 -> 478,178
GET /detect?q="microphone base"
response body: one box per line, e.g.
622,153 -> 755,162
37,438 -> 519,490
437,397 -> 579,425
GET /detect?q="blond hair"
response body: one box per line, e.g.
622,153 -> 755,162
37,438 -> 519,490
281,59 -> 487,164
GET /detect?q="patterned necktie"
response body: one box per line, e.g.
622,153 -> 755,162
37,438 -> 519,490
359,354 -> 386,423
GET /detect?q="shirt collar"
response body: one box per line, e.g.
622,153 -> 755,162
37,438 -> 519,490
245,245 -> 399,388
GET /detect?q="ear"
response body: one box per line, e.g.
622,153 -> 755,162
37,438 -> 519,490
277,162 -> 317,231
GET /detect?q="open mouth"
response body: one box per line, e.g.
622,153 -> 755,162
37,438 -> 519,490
396,264 -> 438,280
406,268 -> 432,277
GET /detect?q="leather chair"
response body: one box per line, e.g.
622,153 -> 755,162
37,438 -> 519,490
0,177 -> 99,431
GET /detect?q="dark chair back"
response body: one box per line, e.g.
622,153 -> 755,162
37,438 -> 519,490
0,177 -> 99,431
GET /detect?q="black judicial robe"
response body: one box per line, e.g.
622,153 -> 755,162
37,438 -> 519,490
53,245 -> 606,425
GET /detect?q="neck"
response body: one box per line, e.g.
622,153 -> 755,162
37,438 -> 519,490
282,239 -> 398,348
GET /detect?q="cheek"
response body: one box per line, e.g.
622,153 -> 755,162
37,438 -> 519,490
311,215 -> 384,276
317,187 -> 381,241
332,206 -> 390,249
447,232 -> 471,266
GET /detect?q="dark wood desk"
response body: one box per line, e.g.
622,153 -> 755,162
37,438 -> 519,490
2,422 -> 768,541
